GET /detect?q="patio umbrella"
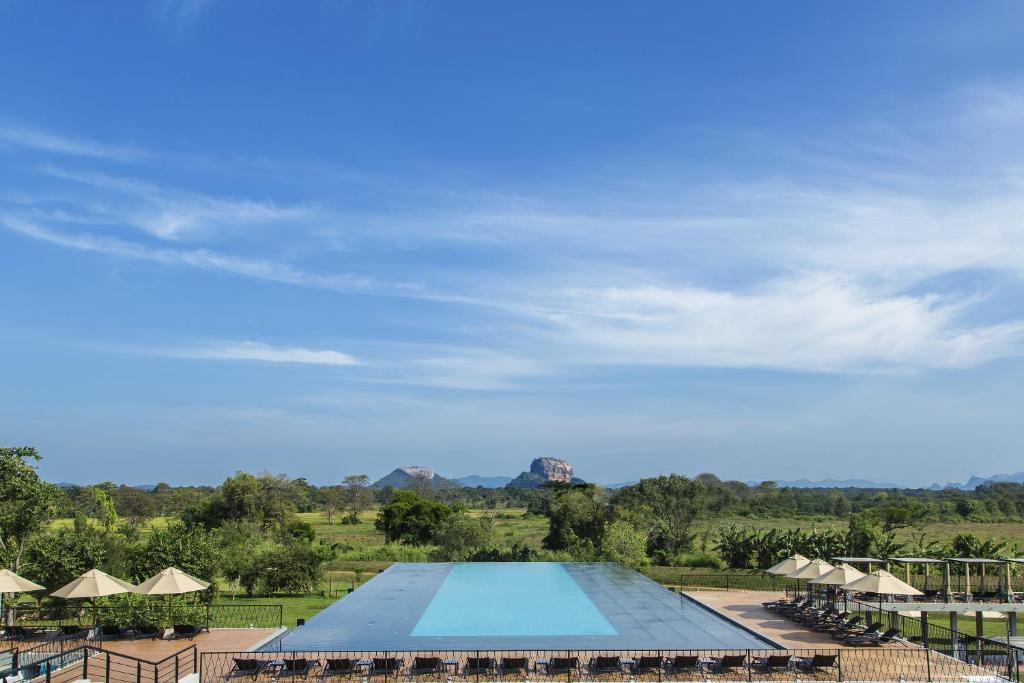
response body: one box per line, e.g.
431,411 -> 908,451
766,553 -> 810,575
0,569 -> 45,593
51,569 -> 135,625
134,567 -> 210,628
843,569 -> 923,615
809,563 -> 866,586
0,569 -> 45,624
787,559 -> 833,597
806,565 -> 864,610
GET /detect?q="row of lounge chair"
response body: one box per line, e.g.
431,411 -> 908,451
762,597 -> 900,646
0,623 -> 208,643
227,653 -> 838,681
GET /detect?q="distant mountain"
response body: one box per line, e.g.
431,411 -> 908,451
604,481 -> 639,489
748,478 -> 905,489
931,470 -> 1024,491
455,475 -> 513,488
372,466 -> 453,489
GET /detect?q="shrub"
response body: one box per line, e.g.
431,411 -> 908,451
678,553 -> 726,570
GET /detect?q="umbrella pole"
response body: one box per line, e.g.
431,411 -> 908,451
168,594 -> 173,629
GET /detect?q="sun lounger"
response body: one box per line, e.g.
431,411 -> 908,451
171,624 -> 209,640
545,657 -> 581,678
100,625 -> 129,639
753,654 -> 791,673
839,622 -> 882,642
845,627 -> 900,646
794,654 -> 839,675
461,657 -> 496,678
226,658 -> 270,680
820,615 -> 861,634
60,624 -> 88,638
279,659 -> 320,680
588,656 -> 622,677
629,656 -> 664,676
499,657 -> 529,678
666,656 -> 702,675
370,658 -> 403,677
321,659 -> 356,680
409,657 -> 444,678
704,654 -> 747,675
133,624 -> 162,639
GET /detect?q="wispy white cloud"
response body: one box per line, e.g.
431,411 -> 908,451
536,276 -> 1024,372
38,165 -> 317,240
0,125 -> 145,162
177,340 -> 358,366
0,217 -> 386,294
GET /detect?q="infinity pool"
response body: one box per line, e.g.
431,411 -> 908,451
267,562 -> 776,651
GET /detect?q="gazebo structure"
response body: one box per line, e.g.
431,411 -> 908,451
890,557 -> 949,600
946,558 -> 1009,601
832,556 -> 886,572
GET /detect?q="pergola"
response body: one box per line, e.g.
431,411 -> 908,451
947,558 -> 1009,599
832,556 -> 886,572
890,557 -> 948,595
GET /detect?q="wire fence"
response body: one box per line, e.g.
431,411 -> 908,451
198,646 -> 1017,682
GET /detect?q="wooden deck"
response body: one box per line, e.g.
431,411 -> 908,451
98,627 -> 282,658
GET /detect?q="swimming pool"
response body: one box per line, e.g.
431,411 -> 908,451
267,562 -> 776,651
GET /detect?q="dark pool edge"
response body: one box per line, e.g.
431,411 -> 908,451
678,592 -> 782,649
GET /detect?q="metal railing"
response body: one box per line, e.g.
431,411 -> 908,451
12,643 -> 196,683
9,603 -> 283,629
200,646 -> 1014,682
674,574 -> 798,592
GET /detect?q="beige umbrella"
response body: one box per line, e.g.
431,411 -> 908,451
766,553 -> 810,575
0,569 -> 45,624
51,569 -> 135,625
809,562 -> 866,586
0,569 -> 45,593
134,567 -> 210,628
843,568 -> 923,614
787,558 -> 833,597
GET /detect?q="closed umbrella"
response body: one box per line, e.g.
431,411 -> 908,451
51,569 -> 135,625
133,567 -> 210,628
766,554 -> 810,575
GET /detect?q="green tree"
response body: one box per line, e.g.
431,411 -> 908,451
375,490 -> 451,545
434,512 -> 493,561
339,475 -> 373,522
0,447 -> 61,571
22,529 -> 105,589
541,484 -> 608,559
125,522 -> 218,587
612,475 -> 707,558
602,520 -> 650,570
92,486 -> 119,532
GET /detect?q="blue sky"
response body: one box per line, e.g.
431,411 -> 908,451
2,2 -> 1024,486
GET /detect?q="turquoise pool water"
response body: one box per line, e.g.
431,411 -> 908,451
411,562 -> 616,637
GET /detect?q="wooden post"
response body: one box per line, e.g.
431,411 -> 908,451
1009,612 -> 1017,636
944,561 -> 952,602
1004,562 -> 1011,601
965,563 -> 972,597
976,610 -> 985,637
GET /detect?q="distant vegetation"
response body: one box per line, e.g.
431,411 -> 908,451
5,445 -> 1024,624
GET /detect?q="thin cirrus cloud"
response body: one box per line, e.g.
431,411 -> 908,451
168,340 -> 359,367
0,125 -> 145,162
537,277 -> 1024,373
